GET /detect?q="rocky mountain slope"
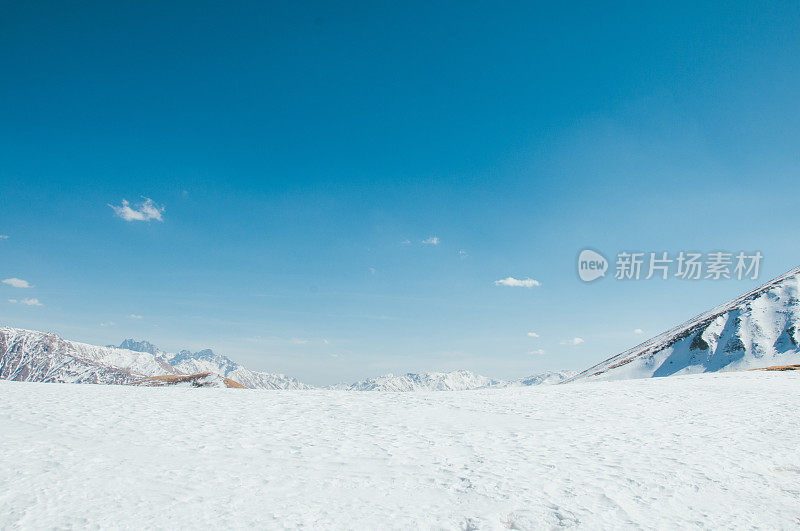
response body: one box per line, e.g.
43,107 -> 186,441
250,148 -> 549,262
0,327 -> 309,389
0,327 -> 179,384
567,266 -> 800,382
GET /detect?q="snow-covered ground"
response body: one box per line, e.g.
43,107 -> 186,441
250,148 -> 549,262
2,371 -> 799,529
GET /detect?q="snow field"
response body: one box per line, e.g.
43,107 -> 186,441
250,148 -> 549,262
1,371 -> 799,529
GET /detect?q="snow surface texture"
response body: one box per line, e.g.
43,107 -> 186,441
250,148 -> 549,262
568,265 -> 800,382
2,371 -> 799,528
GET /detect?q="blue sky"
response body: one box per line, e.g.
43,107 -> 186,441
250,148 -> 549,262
2,1 -> 799,385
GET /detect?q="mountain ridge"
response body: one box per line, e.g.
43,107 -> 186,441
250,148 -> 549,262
332,369 -> 577,391
565,265 -> 800,382
1,328 -> 575,391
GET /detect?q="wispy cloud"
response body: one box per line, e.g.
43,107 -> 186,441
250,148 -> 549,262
109,197 -> 164,222
527,332 -> 540,338
0,235 -> 8,240
129,314 -> 143,320
2,278 -> 32,288
243,335 -> 331,347
529,348 -> 546,355
421,236 -> 440,245
494,277 -> 541,288
458,249 -> 468,259
561,337 -> 584,346
9,298 -> 42,306
100,321 -> 116,327
634,328 -> 644,334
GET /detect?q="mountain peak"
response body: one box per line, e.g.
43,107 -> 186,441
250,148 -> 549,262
167,348 -> 239,376
118,339 -> 162,356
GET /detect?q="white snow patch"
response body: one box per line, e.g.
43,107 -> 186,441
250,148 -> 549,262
1,371 -> 798,528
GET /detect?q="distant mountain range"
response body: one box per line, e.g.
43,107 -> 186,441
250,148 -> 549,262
1,327 -> 177,385
107,338 -> 576,390
335,369 -> 576,391
164,347 -> 311,390
0,326 -> 573,390
0,328 -> 307,389
566,265 -> 800,382
4,265 -> 799,390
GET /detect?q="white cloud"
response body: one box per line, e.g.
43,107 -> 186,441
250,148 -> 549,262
9,298 -> 42,306
109,197 -> 164,222
458,249 -> 468,258
634,328 -> 644,334
561,337 -> 584,346
527,332 -> 540,338
529,349 -> 546,355
494,277 -> 541,288
0,235 -> 8,240
421,236 -> 440,245
291,338 -> 309,345
369,267 -> 376,275
400,238 -> 411,245
100,321 -> 116,327
129,314 -> 143,320
3,278 -> 32,288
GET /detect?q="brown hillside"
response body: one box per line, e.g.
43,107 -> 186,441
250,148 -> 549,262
134,372 -> 248,388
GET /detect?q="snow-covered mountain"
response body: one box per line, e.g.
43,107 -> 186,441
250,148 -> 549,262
117,339 -> 163,356
0,327 -> 178,384
0,327 -> 311,389
567,266 -> 800,382
337,370 -> 503,391
2,326 -> 574,390
334,369 -> 578,391
515,370 -> 578,386
161,347 -> 312,390
166,348 -> 240,376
